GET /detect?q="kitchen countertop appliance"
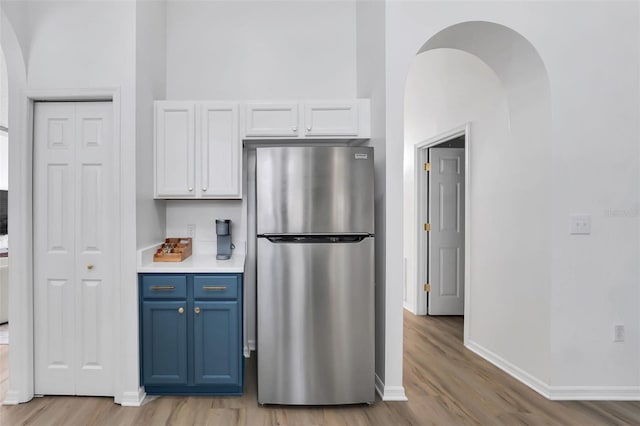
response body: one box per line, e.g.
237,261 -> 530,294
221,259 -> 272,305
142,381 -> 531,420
216,219 -> 232,260
256,146 -> 375,405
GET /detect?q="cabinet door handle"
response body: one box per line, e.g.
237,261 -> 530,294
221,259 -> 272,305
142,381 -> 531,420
188,187 -> 193,192
194,307 -> 201,314
307,126 -> 311,131
151,285 -> 176,291
292,126 -> 297,132
202,286 -> 227,291
178,307 -> 184,314
202,187 -> 207,192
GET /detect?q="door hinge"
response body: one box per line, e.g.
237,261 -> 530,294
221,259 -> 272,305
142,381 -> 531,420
423,223 -> 431,232
424,162 -> 431,172
423,283 -> 431,292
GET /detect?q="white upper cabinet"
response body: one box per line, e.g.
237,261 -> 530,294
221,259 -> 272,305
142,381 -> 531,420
243,99 -> 370,140
154,99 -> 370,199
244,103 -> 299,137
303,101 -> 358,137
155,102 -> 196,198
155,101 -> 241,199
199,103 -> 241,198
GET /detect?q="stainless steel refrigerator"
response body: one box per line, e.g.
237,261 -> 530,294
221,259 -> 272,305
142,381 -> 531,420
256,146 -> 375,405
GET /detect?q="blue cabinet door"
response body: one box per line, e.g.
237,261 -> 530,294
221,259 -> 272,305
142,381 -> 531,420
142,300 -> 188,385
193,300 -> 240,385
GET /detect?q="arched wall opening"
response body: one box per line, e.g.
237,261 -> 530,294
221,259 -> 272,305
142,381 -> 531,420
403,21 -> 553,386
0,8 -> 31,404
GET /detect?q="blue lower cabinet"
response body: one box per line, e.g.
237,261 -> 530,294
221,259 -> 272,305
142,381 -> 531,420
193,301 -> 240,386
142,301 -> 188,385
139,273 -> 243,395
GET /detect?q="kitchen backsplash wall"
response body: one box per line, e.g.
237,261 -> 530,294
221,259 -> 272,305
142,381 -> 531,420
165,200 -> 245,255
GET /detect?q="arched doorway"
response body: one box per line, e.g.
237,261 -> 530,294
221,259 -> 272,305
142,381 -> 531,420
403,21 -> 552,378
0,9 -> 30,404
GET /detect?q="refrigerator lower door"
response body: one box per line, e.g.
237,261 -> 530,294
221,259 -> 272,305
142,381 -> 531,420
257,237 -> 375,405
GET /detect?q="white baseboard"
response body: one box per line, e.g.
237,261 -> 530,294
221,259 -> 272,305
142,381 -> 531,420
375,374 -> 408,401
546,386 -> 640,401
1,389 -> 25,405
466,340 -> 640,401
244,339 -> 256,358
120,387 -> 146,407
402,302 -> 417,315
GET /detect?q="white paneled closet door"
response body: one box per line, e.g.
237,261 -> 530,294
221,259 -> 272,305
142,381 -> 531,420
34,102 -> 115,396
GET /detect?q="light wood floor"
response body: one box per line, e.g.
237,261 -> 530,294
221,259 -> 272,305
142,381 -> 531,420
1,312 -> 639,425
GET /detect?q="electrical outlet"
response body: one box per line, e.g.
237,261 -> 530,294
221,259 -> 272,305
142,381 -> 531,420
187,224 -> 196,238
613,324 -> 625,342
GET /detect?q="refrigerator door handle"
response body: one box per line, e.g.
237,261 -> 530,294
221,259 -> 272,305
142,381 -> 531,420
261,235 -> 371,244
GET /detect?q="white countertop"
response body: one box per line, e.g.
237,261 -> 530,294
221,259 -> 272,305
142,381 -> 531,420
137,243 -> 245,273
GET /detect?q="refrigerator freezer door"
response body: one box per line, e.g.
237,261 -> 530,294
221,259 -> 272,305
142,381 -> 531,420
257,237 -> 375,405
256,146 -> 374,235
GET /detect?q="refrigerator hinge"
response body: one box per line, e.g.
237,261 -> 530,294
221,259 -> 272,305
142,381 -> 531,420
423,223 -> 431,232
424,162 -> 431,172
423,283 -> 431,292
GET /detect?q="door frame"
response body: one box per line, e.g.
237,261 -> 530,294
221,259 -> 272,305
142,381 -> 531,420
414,123 -> 471,341
6,88 -> 121,404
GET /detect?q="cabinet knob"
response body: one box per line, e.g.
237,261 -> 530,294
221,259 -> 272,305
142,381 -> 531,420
202,187 -> 207,192
188,187 -> 193,192
307,126 -> 311,131
87,264 -> 94,270
178,307 -> 184,314
194,307 -> 201,314
292,126 -> 297,132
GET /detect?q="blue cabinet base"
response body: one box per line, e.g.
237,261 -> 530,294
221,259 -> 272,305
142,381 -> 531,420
139,273 -> 244,396
145,384 -> 243,396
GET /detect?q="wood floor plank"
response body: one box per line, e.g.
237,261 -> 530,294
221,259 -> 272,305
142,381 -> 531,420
1,312 -> 640,425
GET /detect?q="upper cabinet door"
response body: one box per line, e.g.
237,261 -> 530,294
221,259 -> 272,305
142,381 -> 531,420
199,103 -> 241,199
303,101 -> 358,137
244,103 -> 299,137
155,102 -> 196,198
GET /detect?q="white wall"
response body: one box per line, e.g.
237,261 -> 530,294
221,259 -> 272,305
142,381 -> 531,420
0,1 -> 29,67
136,0 -> 167,249
356,0 -> 406,400
0,45 -> 7,190
544,2 -> 639,390
390,1 -> 639,398
0,132 -> 7,191
166,0 -> 357,100
0,1 -> 29,404
0,48 -> 7,128
0,11 -> 14,193
165,199 -> 245,255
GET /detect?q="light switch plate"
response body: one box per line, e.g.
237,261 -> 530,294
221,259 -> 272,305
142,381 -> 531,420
570,214 -> 591,235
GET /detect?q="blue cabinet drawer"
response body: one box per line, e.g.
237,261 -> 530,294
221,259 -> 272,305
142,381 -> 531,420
141,274 -> 187,299
194,275 -> 238,300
